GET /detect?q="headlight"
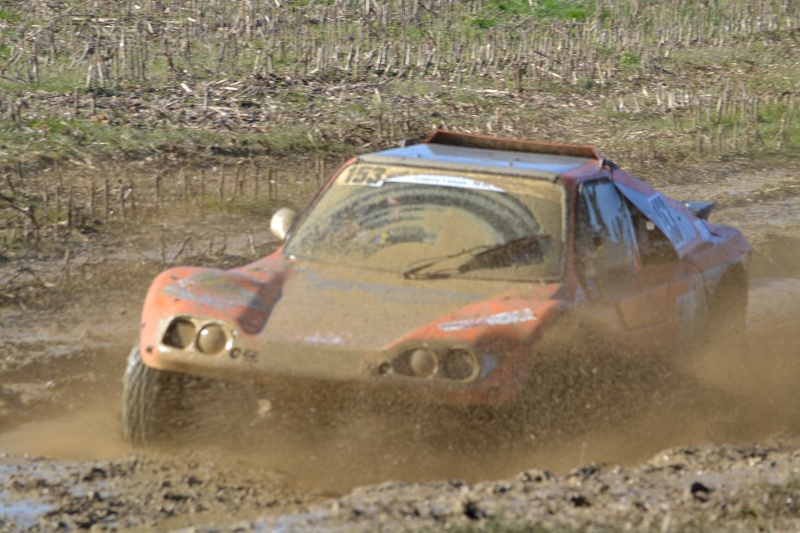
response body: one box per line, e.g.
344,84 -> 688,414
408,348 -> 437,378
196,324 -> 228,354
390,345 -> 478,381
439,349 -> 478,381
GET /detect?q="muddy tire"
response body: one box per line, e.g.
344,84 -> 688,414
122,345 -> 181,446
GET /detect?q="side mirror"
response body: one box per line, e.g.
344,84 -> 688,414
270,208 -> 297,241
683,200 -> 715,220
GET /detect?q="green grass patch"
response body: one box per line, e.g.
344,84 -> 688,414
620,52 -> 640,66
535,0 -> 590,20
472,0 -> 590,27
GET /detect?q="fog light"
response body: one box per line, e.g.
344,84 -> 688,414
163,318 -> 196,349
440,349 -> 478,380
409,348 -> 437,378
196,324 -> 228,354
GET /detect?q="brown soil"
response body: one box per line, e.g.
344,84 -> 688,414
2,160 -> 800,532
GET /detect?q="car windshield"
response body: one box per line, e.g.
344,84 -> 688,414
283,163 -> 566,281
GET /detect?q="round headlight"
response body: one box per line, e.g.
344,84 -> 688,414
440,349 -> 478,381
409,348 -> 437,378
196,324 -> 228,354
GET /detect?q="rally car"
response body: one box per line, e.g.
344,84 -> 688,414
123,130 -> 750,444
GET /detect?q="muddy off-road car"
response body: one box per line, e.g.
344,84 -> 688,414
123,131 -> 751,444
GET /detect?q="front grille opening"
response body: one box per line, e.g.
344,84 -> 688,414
163,318 -> 196,349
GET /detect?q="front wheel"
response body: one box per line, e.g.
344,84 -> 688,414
122,345 -> 181,446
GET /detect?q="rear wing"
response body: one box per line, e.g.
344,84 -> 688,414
425,130 -> 601,161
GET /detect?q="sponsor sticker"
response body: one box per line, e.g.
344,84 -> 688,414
438,308 -> 536,332
163,273 -> 272,311
302,332 -> 348,346
343,165 -> 505,192
383,174 -> 506,192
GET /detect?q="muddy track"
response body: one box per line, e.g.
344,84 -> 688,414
2,163 -> 800,532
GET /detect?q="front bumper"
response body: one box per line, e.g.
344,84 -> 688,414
142,317 -> 526,406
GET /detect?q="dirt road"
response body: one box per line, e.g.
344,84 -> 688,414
2,162 -> 800,532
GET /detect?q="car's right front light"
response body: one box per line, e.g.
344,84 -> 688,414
438,348 -> 479,381
391,345 -> 479,382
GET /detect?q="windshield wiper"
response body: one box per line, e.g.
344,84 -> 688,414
401,247 -> 484,279
457,235 -> 548,273
402,235 -> 549,280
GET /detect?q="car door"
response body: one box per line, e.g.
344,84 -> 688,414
626,200 -> 709,349
575,180 -> 676,352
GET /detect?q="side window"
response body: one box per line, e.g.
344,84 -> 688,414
628,204 -> 678,264
577,181 -> 637,294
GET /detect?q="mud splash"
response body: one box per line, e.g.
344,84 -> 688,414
2,276 -> 800,491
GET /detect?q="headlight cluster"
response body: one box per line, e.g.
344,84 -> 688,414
392,346 -> 479,381
163,318 -> 231,355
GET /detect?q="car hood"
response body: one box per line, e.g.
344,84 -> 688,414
258,262 -> 563,351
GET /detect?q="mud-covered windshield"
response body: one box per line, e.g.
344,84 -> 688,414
284,163 -> 565,281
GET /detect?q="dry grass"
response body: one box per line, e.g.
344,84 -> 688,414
1,0 -> 797,159
0,0 -> 799,249
1,0 -> 796,89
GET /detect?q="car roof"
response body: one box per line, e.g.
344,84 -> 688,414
359,130 -> 602,182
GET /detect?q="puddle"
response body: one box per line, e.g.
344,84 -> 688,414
257,511 -> 334,533
0,407 -> 130,461
0,463 -> 54,531
0,497 -> 55,531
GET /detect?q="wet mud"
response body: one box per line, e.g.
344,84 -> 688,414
2,165 -> 800,532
